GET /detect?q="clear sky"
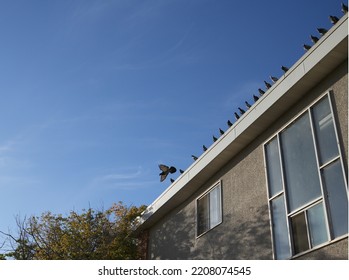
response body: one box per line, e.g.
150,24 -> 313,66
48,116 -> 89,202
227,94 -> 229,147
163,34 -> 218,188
0,0 -> 344,238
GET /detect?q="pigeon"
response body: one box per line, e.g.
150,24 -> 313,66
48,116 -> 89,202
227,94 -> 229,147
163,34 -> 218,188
264,81 -> 272,89
270,76 -> 278,83
258,88 -> 265,96
238,107 -> 245,114
342,2 -> 348,13
317,28 -> 328,36
329,15 -> 339,24
170,178 -> 175,183
203,145 -> 208,151
253,95 -> 259,102
234,112 -> 240,120
159,164 -> 177,182
227,120 -> 233,127
192,155 -> 198,161
179,169 -> 184,174
219,128 -> 225,135
281,65 -> 289,73
310,35 -> 319,43
303,44 -> 312,51
245,101 -> 251,108
213,135 -> 218,142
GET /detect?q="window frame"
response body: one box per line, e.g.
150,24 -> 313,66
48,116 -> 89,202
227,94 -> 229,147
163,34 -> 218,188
196,181 -> 223,238
264,91 -> 348,259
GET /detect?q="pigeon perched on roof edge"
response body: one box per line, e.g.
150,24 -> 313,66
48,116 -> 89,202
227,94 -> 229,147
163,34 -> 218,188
281,66 -> 289,73
329,15 -> 339,24
310,35 -> 319,43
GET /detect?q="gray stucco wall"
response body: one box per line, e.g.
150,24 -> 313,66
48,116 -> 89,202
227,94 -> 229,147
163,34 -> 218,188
147,60 -> 348,260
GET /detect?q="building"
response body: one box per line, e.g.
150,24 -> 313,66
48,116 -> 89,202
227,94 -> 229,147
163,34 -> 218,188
136,12 -> 348,260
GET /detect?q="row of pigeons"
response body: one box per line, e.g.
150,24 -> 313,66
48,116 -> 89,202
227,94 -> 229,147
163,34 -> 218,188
303,3 -> 347,51
159,2 -> 347,183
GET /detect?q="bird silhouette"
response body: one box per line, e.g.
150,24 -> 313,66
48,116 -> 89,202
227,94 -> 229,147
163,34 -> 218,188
170,178 -> 175,183
258,88 -> 265,96
245,101 -> 251,108
213,135 -> 218,142
253,94 -> 259,102
342,2 -> 348,13
203,145 -> 208,151
234,112 -> 240,120
303,44 -> 311,51
310,35 -> 319,43
238,107 -> 245,114
264,81 -> 272,89
317,28 -> 327,36
219,128 -> 225,135
281,65 -> 289,73
329,15 -> 339,24
227,120 -> 233,127
179,169 -> 184,174
192,155 -> 198,161
159,164 -> 177,182
270,76 -> 278,83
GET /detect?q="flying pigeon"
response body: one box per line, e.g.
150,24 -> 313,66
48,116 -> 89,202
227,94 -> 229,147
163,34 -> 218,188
203,145 -> 208,151
342,2 -> 348,13
192,155 -> 198,161
258,88 -> 265,96
213,135 -> 218,142
227,120 -> 233,127
303,44 -> 311,51
219,128 -> 225,135
281,65 -> 289,73
310,35 -> 319,43
245,101 -> 251,108
329,15 -> 339,24
234,112 -> 240,120
264,81 -> 272,89
270,76 -> 278,83
317,28 -> 328,36
159,164 -> 177,182
253,94 -> 259,102
238,107 -> 245,114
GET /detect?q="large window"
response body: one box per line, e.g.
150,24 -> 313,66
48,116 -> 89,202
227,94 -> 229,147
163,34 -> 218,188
197,182 -> 222,237
264,93 -> 348,259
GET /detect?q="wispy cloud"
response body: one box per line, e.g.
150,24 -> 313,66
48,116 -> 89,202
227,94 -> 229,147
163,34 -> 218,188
98,168 -> 142,181
89,166 -> 155,190
0,142 -> 14,154
111,24 -> 197,71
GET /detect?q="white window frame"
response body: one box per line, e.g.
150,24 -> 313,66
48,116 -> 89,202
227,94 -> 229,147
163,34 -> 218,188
196,181 -> 223,238
264,91 -> 348,259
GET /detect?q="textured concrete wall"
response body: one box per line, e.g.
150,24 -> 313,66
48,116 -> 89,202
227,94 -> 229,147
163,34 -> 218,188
148,61 -> 348,260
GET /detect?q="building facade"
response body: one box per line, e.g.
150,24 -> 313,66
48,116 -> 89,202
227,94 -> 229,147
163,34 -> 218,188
136,13 -> 348,260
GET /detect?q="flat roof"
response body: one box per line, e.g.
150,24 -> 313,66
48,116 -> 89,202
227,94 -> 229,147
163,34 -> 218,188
136,14 -> 348,231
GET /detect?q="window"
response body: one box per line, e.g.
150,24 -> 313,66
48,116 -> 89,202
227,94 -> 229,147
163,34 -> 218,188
264,93 -> 348,259
197,182 -> 222,237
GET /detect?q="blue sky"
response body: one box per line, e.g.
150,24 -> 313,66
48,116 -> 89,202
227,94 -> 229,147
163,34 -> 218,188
0,0 -> 344,237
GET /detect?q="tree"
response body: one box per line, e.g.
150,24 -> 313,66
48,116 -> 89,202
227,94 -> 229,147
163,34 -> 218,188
0,202 -> 147,260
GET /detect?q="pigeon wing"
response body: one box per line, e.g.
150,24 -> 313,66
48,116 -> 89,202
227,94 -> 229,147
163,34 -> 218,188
159,164 -> 170,182
160,173 -> 167,182
159,164 -> 169,173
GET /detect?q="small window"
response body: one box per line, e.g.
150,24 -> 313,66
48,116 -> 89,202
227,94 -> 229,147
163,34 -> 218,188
197,182 -> 222,237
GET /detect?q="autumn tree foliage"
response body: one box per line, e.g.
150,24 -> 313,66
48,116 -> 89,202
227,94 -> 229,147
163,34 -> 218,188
0,202 -> 147,260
